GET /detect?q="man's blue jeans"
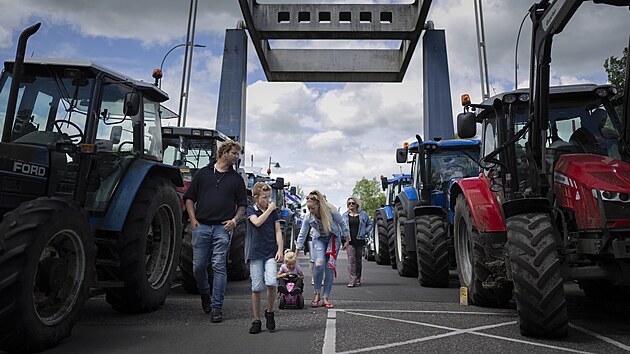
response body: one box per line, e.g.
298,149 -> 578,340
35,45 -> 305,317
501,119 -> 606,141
192,224 -> 230,309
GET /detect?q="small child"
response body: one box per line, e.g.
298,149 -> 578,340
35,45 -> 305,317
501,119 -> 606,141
277,251 -> 304,295
247,182 -> 283,334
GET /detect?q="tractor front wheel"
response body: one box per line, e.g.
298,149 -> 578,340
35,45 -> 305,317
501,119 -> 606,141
507,212 -> 568,338
454,195 -> 512,307
373,210 -> 390,265
0,198 -> 93,353
415,214 -> 449,287
106,178 -> 182,313
394,203 -> 417,277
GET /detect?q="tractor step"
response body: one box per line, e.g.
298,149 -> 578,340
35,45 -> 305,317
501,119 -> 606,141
94,237 -> 118,246
90,280 -> 124,288
96,258 -> 120,267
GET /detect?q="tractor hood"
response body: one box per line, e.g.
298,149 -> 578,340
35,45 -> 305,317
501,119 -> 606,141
554,154 -> 630,192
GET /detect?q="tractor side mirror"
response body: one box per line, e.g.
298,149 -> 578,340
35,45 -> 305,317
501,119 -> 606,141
380,175 -> 388,190
457,112 -> 476,139
109,126 -> 122,144
290,186 -> 297,195
274,177 -> 285,189
396,148 -> 408,163
123,92 -> 141,118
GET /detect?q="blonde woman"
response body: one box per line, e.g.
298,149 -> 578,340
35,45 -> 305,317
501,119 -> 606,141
342,196 -> 373,287
296,190 -> 350,308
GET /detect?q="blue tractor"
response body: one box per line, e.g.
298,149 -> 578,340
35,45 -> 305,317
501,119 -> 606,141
371,174 -> 412,266
393,136 -> 480,287
0,24 -> 183,352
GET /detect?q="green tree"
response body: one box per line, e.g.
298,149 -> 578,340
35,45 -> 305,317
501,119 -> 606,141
604,46 -> 627,101
351,177 -> 386,218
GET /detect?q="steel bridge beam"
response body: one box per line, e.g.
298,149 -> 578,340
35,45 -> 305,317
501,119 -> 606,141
238,0 -> 432,82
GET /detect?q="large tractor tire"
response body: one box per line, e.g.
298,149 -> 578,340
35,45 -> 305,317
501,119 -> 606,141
179,224 -> 213,294
394,203 -> 418,277
507,213 -> 568,338
387,219 -> 397,269
106,178 -> 182,313
227,216 -> 249,280
0,198 -> 93,353
415,214 -> 450,287
454,195 -> 512,307
373,210 -> 390,265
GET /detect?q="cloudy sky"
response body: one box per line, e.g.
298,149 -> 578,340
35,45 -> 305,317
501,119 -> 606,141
1,0 -> 628,210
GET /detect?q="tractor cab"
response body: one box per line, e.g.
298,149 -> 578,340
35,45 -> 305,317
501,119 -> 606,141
397,138 -> 480,208
0,58 -> 172,214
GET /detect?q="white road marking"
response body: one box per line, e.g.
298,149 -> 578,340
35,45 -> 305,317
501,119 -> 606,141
322,309 -> 337,354
325,309 -> 604,354
570,323 -> 630,352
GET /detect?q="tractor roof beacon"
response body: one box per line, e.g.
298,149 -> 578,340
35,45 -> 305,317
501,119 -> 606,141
0,24 -> 185,353
453,0 -> 630,339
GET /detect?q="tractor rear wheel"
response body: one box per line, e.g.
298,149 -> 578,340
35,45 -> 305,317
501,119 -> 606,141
373,210 -> 390,265
415,214 -> 450,287
394,203 -> 418,277
227,215 -> 249,280
507,213 -> 568,338
106,178 -> 182,313
0,198 -> 93,353
454,195 -> 512,307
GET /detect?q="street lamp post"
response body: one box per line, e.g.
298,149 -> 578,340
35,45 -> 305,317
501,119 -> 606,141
267,157 -> 281,176
157,43 -> 205,89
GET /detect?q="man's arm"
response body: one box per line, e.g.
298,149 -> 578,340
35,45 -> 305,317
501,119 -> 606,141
223,205 -> 247,231
185,199 -> 199,229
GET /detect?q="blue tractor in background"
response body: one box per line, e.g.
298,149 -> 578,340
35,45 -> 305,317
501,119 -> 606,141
393,136 -> 480,287
371,174 -> 412,266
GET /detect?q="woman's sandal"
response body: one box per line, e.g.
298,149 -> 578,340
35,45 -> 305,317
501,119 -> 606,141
323,302 -> 334,309
311,296 -> 321,308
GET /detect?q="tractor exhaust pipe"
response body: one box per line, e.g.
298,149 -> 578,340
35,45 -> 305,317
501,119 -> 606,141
2,22 -> 41,142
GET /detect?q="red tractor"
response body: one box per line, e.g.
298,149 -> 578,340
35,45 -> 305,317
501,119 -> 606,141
452,0 -> 630,339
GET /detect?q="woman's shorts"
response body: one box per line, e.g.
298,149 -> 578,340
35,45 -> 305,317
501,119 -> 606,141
250,258 -> 278,292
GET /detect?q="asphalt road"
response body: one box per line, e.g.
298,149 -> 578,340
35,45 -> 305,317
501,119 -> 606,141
24,252 -> 630,354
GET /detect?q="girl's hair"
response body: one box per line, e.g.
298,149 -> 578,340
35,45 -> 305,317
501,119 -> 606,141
284,251 -> 297,265
252,182 -> 271,198
306,190 -> 332,235
347,196 -> 361,210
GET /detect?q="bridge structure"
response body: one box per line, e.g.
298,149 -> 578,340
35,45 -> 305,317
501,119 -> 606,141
217,0 -> 454,150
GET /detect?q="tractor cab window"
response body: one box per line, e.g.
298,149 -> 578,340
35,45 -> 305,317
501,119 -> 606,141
545,99 -> 623,165
143,100 -> 162,161
430,150 -> 479,189
97,81 -> 137,153
481,118 -> 498,169
162,136 -> 219,177
0,69 -> 93,146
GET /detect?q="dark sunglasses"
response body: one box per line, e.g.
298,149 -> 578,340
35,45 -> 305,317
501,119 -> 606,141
306,195 -> 318,201
347,202 -> 356,206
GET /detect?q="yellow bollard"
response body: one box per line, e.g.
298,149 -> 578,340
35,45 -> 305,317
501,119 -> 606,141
459,287 -> 468,305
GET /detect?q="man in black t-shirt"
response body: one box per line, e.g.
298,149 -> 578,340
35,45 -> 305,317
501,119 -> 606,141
184,141 -> 248,323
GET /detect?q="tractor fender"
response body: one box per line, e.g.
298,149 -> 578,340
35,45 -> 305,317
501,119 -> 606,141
100,160 -> 184,232
502,198 -> 551,219
449,175 -> 505,233
383,205 -> 394,220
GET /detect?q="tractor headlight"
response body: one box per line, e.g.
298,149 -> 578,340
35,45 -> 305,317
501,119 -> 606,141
595,88 -> 609,98
592,189 -> 630,203
518,94 -> 529,102
503,94 -> 517,104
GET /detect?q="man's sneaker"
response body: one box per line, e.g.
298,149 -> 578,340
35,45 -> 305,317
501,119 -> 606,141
249,320 -> 262,334
210,308 -> 223,323
264,309 -> 275,331
201,294 -> 211,313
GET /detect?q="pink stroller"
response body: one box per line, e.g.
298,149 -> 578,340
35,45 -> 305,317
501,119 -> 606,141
278,274 -> 304,309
